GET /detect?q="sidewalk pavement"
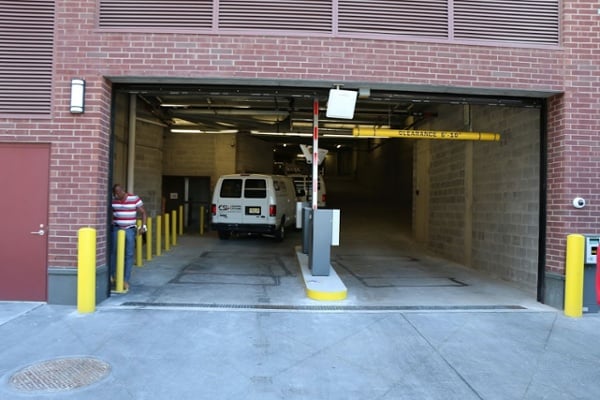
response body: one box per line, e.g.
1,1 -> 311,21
1,300 -> 600,400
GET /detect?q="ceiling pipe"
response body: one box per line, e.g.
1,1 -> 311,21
170,109 -> 290,116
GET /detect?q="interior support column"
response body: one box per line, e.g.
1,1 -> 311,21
464,105 -> 473,267
127,94 -> 137,192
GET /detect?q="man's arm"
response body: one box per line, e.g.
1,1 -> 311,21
138,204 -> 148,232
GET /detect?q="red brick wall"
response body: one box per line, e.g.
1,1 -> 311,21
545,1 -> 600,273
1,0 -> 598,273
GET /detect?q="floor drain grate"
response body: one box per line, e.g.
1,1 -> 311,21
8,357 -> 111,393
122,301 -> 526,311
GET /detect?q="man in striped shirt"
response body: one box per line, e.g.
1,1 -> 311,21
111,184 -> 147,291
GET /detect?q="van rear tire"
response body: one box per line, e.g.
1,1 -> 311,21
275,222 -> 285,242
218,230 -> 231,240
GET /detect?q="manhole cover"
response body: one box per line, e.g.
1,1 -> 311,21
8,357 -> 111,392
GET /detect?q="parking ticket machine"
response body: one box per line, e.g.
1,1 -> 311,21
583,235 -> 600,313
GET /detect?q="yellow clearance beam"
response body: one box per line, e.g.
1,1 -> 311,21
352,127 -> 500,141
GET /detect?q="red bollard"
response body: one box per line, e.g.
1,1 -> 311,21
596,247 -> 600,304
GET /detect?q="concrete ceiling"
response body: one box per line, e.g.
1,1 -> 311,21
137,86 -> 424,134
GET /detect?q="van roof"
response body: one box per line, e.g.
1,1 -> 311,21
218,173 -> 288,179
287,173 -> 324,177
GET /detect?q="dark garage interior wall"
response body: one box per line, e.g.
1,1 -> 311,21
418,104 -> 540,294
354,139 -> 414,210
111,93 -> 129,189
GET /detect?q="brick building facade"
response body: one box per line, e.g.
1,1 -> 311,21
0,1 -> 598,307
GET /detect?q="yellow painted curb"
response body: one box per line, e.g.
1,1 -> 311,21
306,286 -> 347,301
296,246 -> 347,302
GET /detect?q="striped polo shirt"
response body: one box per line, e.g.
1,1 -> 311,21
112,193 -> 143,229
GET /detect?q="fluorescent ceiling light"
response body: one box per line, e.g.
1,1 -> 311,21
293,121 -> 389,129
170,129 -> 238,134
322,133 -> 389,138
251,131 -> 312,137
161,104 -> 252,109
322,134 -> 354,138
324,123 -> 390,129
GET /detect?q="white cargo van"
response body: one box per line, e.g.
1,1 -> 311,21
288,174 -> 326,207
211,174 -> 297,240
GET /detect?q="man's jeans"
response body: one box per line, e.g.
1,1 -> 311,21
110,226 -> 136,283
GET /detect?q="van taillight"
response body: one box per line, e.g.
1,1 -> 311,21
269,205 -> 276,216
321,194 -> 326,204
211,204 -> 216,215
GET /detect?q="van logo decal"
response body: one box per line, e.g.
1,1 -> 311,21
218,205 -> 242,211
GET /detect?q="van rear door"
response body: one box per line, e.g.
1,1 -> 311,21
241,178 -> 269,224
213,177 -> 243,223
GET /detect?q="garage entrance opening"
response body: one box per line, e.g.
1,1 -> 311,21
110,80 -> 546,305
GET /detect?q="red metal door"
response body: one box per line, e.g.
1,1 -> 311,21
0,143 -> 50,301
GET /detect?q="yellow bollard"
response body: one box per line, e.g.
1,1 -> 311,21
200,205 -> 205,235
172,210 -> 177,246
135,220 -> 143,267
179,205 -> 183,236
77,227 -> 96,313
156,215 -> 162,256
165,213 -> 171,251
114,229 -> 127,293
146,217 -> 153,261
564,234 -> 585,317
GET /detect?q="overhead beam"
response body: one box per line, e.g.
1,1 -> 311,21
353,127 -> 500,141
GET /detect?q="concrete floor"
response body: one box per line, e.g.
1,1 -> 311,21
98,190 -> 550,313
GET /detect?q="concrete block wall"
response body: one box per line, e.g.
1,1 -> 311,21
213,135 -> 237,185
163,133 -> 218,178
235,133 -> 274,174
428,141 -> 468,263
160,131 -> 273,193
133,119 -> 164,218
426,105 -> 469,264
110,98 -> 164,218
423,104 -> 540,292
161,132 -> 231,194
471,106 -> 540,293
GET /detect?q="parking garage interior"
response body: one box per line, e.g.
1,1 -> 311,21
108,79 -> 546,305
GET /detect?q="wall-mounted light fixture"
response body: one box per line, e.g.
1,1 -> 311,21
70,78 -> 85,114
